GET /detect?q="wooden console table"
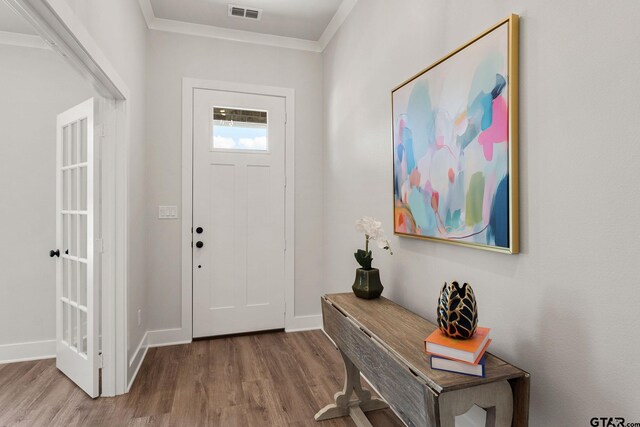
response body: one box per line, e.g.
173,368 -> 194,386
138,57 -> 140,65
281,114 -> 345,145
315,293 -> 530,427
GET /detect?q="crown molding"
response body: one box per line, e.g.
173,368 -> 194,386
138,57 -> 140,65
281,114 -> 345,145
318,0 -> 357,51
138,0 -> 155,27
150,16 -> 322,52
0,30 -> 49,49
138,0 -> 357,53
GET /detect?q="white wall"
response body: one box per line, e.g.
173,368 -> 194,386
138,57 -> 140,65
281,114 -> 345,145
0,44 -> 93,358
144,30 -> 325,333
323,0 -> 640,425
60,0 -> 149,372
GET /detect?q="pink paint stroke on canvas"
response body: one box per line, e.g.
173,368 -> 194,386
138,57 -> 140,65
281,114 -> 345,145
478,96 -> 508,161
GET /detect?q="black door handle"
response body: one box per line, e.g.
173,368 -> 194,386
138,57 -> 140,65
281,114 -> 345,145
50,249 -> 60,258
195,241 -> 204,248
196,227 -> 204,234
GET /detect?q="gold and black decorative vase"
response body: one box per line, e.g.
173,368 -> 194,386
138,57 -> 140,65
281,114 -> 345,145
437,281 -> 478,339
352,268 -> 383,299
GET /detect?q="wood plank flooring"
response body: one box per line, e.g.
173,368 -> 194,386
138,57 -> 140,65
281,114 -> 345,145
0,330 -> 404,426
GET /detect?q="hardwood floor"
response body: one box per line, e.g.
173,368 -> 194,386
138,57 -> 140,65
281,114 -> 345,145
0,330 -> 403,426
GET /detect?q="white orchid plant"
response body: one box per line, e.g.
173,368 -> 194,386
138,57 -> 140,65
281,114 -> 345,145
354,217 -> 393,270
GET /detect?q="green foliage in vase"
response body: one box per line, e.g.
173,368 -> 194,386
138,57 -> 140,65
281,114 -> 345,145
354,249 -> 373,270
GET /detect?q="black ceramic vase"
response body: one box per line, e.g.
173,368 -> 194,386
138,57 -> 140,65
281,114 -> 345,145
437,281 -> 478,339
352,268 -> 383,299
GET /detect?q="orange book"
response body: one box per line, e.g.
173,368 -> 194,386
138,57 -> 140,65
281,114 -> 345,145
424,327 -> 491,364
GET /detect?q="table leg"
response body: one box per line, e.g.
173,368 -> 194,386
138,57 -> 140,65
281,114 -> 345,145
314,350 -> 389,426
509,374 -> 530,427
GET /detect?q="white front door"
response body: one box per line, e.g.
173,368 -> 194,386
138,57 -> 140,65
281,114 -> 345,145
192,88 -> 286,338
55,98 -> 99,398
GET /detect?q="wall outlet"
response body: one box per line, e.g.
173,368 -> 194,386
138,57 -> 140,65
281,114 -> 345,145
137,309 -> 142,327
158,205 -> 178,219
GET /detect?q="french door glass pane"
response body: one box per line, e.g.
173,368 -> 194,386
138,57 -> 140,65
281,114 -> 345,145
63,215 -> 70,251
79,214 -> 87,259
63,170 -> 70,210
79,263 -> 87,307
70,168 -> 77,211
79,118 -> 87,163
69,214 -> 77,257
79,310 -> 87,356
63,125 -> 71,167
79,166 -> 87,211
70,122 -> 78,165
69,305 -> 77,349
63,302 -> 69,344
68,260 -> 77,303
63,258 -> 70,299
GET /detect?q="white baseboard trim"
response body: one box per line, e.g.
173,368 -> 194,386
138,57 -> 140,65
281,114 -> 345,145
0,340 -> 56,364
147,328 -> 191,348
140,317 -> 322,352
127,331 -> 148,391
285,314 -> 322,332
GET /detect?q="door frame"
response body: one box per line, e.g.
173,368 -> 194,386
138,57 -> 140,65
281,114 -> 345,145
8,0 -> 131,396
181,78 -> 295,341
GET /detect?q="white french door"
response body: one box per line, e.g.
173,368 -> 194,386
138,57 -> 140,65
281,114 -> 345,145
55,98 -> 99,398
192,88 -> 286,338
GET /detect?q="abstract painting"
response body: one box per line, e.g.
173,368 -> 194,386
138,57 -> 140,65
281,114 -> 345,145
392,15 -> 519,253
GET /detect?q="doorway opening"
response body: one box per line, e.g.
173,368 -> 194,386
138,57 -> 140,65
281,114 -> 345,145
1,0 -> 130,396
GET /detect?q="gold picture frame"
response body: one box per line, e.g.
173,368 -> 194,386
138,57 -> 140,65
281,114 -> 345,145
391,14 -> 519,254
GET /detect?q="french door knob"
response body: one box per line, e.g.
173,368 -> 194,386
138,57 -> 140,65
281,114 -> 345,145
49,249 -> 60,258
196,227 -> 204,234
195,241 -> 204,248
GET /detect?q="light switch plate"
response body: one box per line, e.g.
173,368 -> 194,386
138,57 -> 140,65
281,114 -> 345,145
158,205 -> 178,219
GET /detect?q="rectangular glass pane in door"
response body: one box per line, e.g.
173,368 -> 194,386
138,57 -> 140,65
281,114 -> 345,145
63,125 -> 71,167
69,303 -> 77,349
79,119 -> 87,163
79,214 -> 87,259
211,107 -> 268,152
63,170 -> 70,210
69,214 -> 77,257
79,310 -> 87,356
79,167 -> 87,211
71,168 -> 77,210
79,263 -> 87,307
70,122 -> 78,165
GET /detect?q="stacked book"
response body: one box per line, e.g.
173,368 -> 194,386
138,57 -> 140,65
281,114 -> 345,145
424,327 -> 491,377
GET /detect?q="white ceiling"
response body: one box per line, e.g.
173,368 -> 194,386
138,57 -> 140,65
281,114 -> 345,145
149,0 -> 344,41
0,0 -> 37,35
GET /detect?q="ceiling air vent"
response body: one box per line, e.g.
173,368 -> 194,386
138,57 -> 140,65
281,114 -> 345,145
228,4 -> 262,21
